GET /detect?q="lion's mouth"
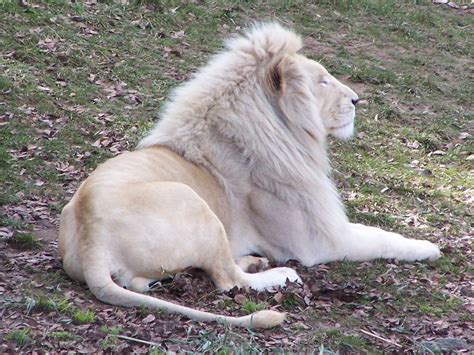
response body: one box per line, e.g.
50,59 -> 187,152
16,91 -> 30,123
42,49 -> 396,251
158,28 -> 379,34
331,121 -> 353,131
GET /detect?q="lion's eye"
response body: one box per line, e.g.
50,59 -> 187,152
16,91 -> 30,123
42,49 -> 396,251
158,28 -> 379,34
320,79 -> 330,87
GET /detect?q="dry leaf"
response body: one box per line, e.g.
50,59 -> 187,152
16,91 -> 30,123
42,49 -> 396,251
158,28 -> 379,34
37,85 -> 52,92
233,294 -> 246,304
447,1 -> 459,8
34,180 -> 45,187
56,79 -> 67,87
142,314 -> 155,323
171,30 -> 185,39
273,292 -> 284,304
38,38 -> 58,52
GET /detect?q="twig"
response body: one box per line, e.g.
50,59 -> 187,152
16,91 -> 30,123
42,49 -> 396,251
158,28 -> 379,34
360,329 -> 402,348
116,334 -> 161,347
353,40 -> 376,48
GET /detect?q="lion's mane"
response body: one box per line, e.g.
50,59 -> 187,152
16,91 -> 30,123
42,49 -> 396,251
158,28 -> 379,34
139,23 -> 348,254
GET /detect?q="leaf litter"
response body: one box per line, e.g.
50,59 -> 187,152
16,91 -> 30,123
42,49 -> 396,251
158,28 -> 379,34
1,1 -> 473,352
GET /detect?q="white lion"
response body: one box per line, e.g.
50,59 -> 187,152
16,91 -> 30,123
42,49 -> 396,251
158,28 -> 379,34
59,23 -> 440,329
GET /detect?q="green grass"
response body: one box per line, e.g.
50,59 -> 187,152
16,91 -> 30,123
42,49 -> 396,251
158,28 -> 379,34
137,305 -> 165,318
241,299 -> 268,314
281,293 -> 299,309
100,326 -> 123,350
72,309 -> 96,324
311,329 -> 369,353
24,294 -> 82,320
7,233 -> 42,250
22,293 -> 103,330
193,327 -> 262,353
100,325 -> 123,335
25,296 -> 56,314
4,328 -> 30,347
1,1 -> 471,216
49,331 -> 82,341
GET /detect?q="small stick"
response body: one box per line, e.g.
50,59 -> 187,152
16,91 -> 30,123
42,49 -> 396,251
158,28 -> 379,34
360,329 -> 402,348
116,334 -> 161,347
353,40 -> 376,48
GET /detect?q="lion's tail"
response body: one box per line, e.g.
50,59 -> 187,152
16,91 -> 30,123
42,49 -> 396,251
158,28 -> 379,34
83,264 -> 285,329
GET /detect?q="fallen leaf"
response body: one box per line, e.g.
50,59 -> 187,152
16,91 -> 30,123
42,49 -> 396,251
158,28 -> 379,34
0,227 -> 14,238
233,294 -> 246,304
31,281 -> 44,288
417,169 -> 433,176
56,79 -> 67,87
273,292 -> 284,304
142,314 -> 155,323
38,38 -> 58,52
407,141 -> 420,149
171,30 -> 185,39
34,180 -> 45,187
447,2 -> 459,9
37,85 -> 52,93
91,138 -> 102,147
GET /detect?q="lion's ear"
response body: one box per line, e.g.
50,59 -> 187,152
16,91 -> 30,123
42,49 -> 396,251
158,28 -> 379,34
266,57 -> 286,95
266,55 -> 301,97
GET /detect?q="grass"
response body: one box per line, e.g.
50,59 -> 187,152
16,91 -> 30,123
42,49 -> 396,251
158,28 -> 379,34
4,328 -> 30,347
100,326 -> 123,335
0,0 -> 472,352
281,293 -> 299,309
49,331 -> 82,341
311,329 -> 369,353
1,3 -> 471,214
100,326 -> 123,350
241,299 -> 268,314
137,305 -> 165,317
7,233 -> 42,250
193,327 -> 262,354
25,296 -> 56,314
72,309 -> 96,324
24,294 -> 98,328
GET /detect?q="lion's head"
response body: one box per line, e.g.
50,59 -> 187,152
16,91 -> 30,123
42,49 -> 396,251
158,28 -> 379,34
139,23 -> 359,189
281,55 -> 359,140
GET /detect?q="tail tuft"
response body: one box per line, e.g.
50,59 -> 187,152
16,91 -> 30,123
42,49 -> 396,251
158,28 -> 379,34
250,310 -> 286,329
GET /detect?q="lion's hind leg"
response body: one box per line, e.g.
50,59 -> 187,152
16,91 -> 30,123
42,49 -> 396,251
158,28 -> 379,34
208,248 -> 301,291
197,214 -> 301,292
105,181 -> 300,296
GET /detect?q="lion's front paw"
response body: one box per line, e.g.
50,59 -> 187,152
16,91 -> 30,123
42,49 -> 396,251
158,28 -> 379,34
275,267 -> 302,283
263,267 -> 302,290
401,239 -> 441,261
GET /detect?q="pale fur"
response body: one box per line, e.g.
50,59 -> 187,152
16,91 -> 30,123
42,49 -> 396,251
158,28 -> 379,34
59,23 -> 440,329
